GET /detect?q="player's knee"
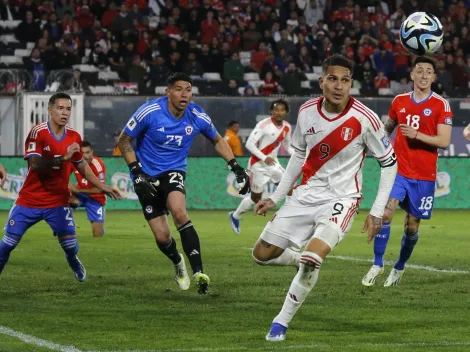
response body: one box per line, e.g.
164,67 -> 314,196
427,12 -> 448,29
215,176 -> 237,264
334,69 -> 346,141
250,192 -> 262,203
404,217 -> 420,233
171,209 -> 189,228
252,241 -> 279,263
92,228 -> 103,237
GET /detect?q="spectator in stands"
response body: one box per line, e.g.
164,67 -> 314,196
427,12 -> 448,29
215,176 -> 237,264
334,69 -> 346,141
277,30 -> 296,56
297,46 -> 313,72
44,12 -> 63,42
89,43 -> 108,69
24,48 -> 46,91
56,0 -> 75,19
102,1 -> 118,28
357,60 -> 377,96
224,79 -> 241,96
107,40 -> 126,77
167,51 -> 183,73
223,52 -> 244,83
201,10 -> 219,45
0,0 -> 20,20
113,3 -> 133,31
374,70 -> 390,90
129,55 -> 148,94
68,68 -> 90,92
78,5 -> 94,31
149,55 -> 170,86
373,45 -> 395,78
15,10 -> 40,43
224,120 -> 243,157
280,62 -> 306,96
243,21 -> 262,51
183,52 -> 204,77
244,85 -> 255,96
453,57 -> 469,97
260,71 -> 279,96
391,77 -> 412,95
91,0 -> 107,22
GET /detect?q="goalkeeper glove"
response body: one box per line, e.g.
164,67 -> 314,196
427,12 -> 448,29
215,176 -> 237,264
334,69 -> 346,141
228,159 -> 250,195
129,161 -> 158,202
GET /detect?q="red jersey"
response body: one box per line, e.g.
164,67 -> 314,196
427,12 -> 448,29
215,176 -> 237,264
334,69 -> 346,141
389,92 -> 453,181
73,157 -> 106,206
17,122 -> 83,208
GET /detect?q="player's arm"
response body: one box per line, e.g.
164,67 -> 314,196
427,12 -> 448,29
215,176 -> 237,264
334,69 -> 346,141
383,117 -> 398,137
363,122 -> 398,243
282,127 -> 295,155
245,124 -> 268,162
27,143 -> 81,171
117,131 -> 138,165
74,161 -> 120,200
384,98 -> 399,137
0,163 -> 6,187
400,123 -> 451,149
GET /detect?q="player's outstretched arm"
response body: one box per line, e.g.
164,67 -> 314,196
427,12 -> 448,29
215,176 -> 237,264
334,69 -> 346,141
28,143 -> 81,171
117,131 -> 138,165
400,123 -> 451,149
69,182 -> 101,195
211,133 -> 250,195
383,117 -> 398,137
0,163 -> 6,187
75,161 -> 121,200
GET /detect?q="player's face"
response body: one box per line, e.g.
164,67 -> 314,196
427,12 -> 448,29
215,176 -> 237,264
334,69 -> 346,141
271,103 -> 288,123
319,66 -> 352,107
411,63 -> 436,91
48,98 -> 72,127
82,146 -> 93,163
166,81 -> 193,112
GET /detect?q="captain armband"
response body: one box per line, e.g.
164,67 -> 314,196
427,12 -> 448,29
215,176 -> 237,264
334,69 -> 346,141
377,153 -> 397,168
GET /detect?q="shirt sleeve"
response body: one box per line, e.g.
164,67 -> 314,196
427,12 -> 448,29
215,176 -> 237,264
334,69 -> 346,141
436,98 -> 453,126
193,106 -> 217,140
123,103 -> 153,139
388,97 -> 398,122
282,124 -> 295,155
24,127 -> 44,159
71,133 -> 83,164
363,115 -> 396,168
290,120 -> 307,157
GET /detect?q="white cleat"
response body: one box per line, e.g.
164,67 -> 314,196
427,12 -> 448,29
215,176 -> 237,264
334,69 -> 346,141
383,268 -> 405,287
362,265 -> 384,287
174,254 -> 190,290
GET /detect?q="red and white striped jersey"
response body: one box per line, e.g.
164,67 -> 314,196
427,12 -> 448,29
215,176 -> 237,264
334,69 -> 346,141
247,117 -> 292,167
292,96 -> 395,203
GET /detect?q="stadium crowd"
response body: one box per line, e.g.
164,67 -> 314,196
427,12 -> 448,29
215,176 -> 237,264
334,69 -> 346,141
0,0 -> 469,96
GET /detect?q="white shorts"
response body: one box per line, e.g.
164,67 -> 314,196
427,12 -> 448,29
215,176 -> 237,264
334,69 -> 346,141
249,162 -> 285,194
259,196 -> 360,250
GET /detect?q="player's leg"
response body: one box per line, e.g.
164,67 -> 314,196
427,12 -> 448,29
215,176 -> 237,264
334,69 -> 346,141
362,175 -> 407,287
384,179 -> 434,287
267,199 -> 357,341
46,206 -> 86,282
0,205 -> 38,275
84,200 -> 105,237
166,191 -> 209,293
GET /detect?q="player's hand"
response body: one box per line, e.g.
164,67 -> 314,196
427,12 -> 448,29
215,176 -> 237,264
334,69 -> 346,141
0,164 -> 6,188
228,159 -> 250,195
101,184 -> 121,200
64,142 -> 81,160
399,124 -> 418,139
68,183 -> 79,194
69,193 -> 79,209
463,127 -> 470,141
254,198 -> 276,216
362,214 -> 383,244
264,157 -> 276,166
129,161 -> 158,200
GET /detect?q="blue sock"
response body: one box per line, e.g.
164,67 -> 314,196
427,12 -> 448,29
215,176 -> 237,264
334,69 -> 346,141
373,222 -> 391,267
59,236 -> 79,265
0,233 -> 22,274
394,231 -> 419,270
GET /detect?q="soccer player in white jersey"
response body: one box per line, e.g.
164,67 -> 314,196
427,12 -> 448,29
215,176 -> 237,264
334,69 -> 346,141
252,55 -> 398,341
229,99 -> 293,234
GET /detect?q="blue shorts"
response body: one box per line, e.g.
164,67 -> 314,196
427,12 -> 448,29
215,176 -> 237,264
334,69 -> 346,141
4,204 -> 76,237
77,194 -> 105,223
389,174 -> 436,220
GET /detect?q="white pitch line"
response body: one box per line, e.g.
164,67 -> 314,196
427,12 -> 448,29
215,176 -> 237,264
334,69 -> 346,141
0,325 -> 83,352
242,248 -> 470,274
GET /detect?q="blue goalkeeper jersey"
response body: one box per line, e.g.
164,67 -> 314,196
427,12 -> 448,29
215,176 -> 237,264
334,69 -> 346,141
123,97 -> 217,177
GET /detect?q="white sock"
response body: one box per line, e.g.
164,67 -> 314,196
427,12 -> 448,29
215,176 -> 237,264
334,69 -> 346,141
233,197 -> 255,219
258,248 -> 301,267
273,251 -> 323,327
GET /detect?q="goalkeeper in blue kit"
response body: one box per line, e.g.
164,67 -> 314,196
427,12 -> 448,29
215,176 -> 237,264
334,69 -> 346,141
118,73 -> 250,294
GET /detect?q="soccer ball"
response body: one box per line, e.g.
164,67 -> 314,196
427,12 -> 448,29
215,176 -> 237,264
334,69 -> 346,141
400,12 -> 443,56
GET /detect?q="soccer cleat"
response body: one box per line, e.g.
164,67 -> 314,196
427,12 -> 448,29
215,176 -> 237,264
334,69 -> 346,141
174,254 -> 190,290
383,268 -> 405,287
68,255 -> 86,282
228,211 -> 240,234
266,323 -> 288,341
193,272 -> 210,294
362,265 -> 384,287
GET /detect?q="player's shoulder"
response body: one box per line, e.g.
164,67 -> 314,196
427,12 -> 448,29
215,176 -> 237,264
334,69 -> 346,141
65,125 -> 82,140
28,122 -> 48,139
256,117 -> 273,129
91,157 -> 105,172
350,97 -> 383,132
298,97 -> 321,114
135,97 -> 165,118
430,92 -> 451,112
391,92 -> 412,104
188,101 -> 211,121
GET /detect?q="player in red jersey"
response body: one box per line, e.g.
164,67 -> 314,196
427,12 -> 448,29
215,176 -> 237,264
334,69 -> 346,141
0,163 -> 5,187
69,141 -> 108,237
0,93 -> 120,282
362,56 -> 453,287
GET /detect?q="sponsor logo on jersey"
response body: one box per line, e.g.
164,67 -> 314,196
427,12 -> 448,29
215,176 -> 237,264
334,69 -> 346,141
445,117 -> 452,125
423,108 -> 432,116
27,142 -> 36,152
43,145 -> 50,151
400,108 -> 406,113
341,127 -> 353,141
306,126 -> 315,134
381,135 -> 391,148
185,125 -> 193,135
126,117 -> 137,131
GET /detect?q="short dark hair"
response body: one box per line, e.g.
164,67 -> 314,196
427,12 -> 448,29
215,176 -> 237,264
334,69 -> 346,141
82,140 -> 92,148
270,99 -> 290,113
48,93 -> 72,106
412,56 -> 437,72
167,72 -> 193,87
228,120 -> 239,127
322,54 -> 355,76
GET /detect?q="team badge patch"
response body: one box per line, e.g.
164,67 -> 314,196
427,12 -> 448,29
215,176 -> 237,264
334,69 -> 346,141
341,127 -> 353,141
381,135 -> 391,148
145,206 -> 153,214
27,142 -> 36,152
126,117 -> 137,131
445,117 -> 452,125
9,219 -> 15,226
185,125 -> 193,135
423,108 -> 432,116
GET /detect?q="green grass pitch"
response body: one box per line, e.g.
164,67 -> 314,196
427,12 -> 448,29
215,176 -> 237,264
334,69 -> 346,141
0,209 -> 469,352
